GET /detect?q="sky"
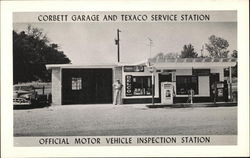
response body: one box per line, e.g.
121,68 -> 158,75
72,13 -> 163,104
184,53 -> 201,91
13,22 -> 237,65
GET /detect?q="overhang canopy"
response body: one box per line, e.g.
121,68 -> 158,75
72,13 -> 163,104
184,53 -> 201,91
148,58 -> 237,69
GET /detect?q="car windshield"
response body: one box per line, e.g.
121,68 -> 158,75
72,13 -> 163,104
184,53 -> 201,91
14,86 -> 34,91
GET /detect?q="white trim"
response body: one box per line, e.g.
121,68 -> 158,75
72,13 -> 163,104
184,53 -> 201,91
117,60 -> 148,66
46,63 -> 117,69
175,95 -> 210,97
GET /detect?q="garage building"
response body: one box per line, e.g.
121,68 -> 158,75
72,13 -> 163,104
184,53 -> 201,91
46,57 -> 236,105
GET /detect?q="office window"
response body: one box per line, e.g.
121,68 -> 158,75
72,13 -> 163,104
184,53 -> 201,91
125,76 -> 153,96
176,76 -> 198,95
72,77 -> 82,90
132,76 -> 152,96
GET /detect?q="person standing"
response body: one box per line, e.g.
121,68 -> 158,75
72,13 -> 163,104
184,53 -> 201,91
113,79 -> 123,105
187,88 -> 194,104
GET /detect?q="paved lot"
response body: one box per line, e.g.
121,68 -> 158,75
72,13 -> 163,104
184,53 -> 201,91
14,104 -> 237,136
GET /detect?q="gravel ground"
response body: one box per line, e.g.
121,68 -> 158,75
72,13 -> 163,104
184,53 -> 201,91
14,104 -> 237,136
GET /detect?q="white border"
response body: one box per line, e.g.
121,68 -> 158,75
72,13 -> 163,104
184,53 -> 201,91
1,0 -> 249,157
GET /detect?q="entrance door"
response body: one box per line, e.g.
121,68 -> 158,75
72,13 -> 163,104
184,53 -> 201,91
159,74 -> 172,102
62,69 -> 112,105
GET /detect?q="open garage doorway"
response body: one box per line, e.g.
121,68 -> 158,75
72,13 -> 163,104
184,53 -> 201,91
61,69 -> 113,105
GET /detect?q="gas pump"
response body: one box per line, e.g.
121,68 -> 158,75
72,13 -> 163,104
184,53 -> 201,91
212,81 -> 228,103
161,82 -> 174,104
216,81 -> 228,102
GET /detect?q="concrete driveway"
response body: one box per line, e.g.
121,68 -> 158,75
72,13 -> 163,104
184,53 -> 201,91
14,104 -> 237,136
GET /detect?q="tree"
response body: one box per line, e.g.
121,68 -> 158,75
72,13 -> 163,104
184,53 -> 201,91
180,44 -> 198,58
231,50 -> 237,58
205,35 -> 229,58
13,25 -> 71,83
164,52 -> 180,59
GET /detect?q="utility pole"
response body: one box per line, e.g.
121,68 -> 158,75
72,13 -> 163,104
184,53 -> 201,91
115,29 -> 121,63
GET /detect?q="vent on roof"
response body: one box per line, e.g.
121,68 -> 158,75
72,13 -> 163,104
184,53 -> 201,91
195,58 -> 203,62
186,58 -> 194,62
157,57 -> 165,63
177,58 -> 185,62
213,58 -> 220,62
231,58 -> 237,62
222,58 -> 229,62
204,58 -> 212,62
166,58 -> 176,62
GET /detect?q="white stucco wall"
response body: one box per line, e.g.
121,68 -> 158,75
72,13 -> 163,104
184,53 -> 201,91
113,67 -> 122,102
175,69 -> 192,76
51,67 -> 61,105
198,76 -> 210,96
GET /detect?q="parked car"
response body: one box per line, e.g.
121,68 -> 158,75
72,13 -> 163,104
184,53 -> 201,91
13,85 -> 37,106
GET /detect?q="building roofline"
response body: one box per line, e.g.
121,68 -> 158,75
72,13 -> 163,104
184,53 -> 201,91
46,60 -> 148,69
46,58 -> 237,69
46,63 -> 118,69
148,57 -> 237,63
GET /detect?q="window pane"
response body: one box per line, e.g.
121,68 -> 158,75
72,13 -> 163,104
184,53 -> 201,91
72,77 -> 82,90
176,76 -> 198,95
132,76 -> 152,96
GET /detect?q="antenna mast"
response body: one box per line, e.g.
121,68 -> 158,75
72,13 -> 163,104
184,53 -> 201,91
148,38 -> 153,58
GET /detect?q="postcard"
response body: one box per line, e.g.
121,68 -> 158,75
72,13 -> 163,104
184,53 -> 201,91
1,0 -> 249,157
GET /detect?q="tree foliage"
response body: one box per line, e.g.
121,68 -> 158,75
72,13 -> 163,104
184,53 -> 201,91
180,44 -> 198,58
164,52 -> 180,59
205,35 -> 229,58
13,25 -> 71,83
231,50 -> 237,58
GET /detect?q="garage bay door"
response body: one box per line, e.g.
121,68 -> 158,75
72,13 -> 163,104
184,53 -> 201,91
62,69 -> 113,105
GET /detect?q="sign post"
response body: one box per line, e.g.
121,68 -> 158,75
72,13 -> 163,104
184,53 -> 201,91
149,66 -> 155,105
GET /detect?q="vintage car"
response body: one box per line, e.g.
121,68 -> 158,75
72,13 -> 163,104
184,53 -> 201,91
13,85 -> 37,106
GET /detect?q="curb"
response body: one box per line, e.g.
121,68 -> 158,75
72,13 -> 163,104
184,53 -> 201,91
146,102 -> 237,108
